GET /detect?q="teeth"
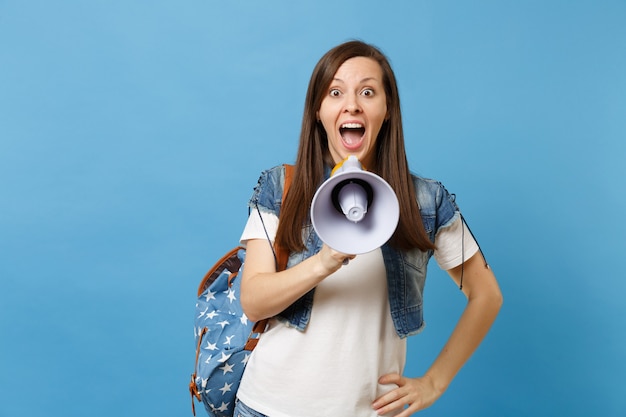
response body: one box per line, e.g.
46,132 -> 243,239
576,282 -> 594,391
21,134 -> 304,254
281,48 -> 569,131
341,123 -> 363,129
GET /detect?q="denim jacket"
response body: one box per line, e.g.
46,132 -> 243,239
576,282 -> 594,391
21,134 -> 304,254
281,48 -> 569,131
248,165 -> 460,339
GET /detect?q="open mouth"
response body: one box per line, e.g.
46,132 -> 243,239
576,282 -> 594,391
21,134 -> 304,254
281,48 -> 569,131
340,123 -> 365,148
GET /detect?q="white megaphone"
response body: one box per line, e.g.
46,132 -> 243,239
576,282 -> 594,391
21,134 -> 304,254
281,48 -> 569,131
310,155 -> 400,254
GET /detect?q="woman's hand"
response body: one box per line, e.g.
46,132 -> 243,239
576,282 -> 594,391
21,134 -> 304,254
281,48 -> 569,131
315,244 -> 356,276
371,252 -> 502,416
372,373 -> 442,416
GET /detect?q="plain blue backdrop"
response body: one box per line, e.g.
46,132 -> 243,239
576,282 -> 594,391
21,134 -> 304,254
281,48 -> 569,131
1,1 -> 624,416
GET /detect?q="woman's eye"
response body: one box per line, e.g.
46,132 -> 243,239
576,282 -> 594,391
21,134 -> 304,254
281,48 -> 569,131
362,88 -> 374,97
329,89 -> 341,97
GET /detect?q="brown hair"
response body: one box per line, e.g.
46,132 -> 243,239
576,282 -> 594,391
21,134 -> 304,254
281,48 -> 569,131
276,40 -> 436,253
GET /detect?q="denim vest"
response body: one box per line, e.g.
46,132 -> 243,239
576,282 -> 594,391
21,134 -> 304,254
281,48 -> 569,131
248,165 -> 460,339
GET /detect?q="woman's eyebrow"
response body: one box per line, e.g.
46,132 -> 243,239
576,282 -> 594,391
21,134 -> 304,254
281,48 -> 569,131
332,77 -> 379,83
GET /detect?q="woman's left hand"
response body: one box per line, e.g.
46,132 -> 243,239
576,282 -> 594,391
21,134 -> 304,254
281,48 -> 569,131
371,373 -> 442,416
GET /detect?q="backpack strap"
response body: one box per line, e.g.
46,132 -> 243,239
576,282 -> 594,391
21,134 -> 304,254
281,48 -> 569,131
189,326 -> 208,413
248,164 -> 294,341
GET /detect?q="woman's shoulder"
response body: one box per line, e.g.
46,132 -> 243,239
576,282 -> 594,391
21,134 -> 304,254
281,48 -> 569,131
410,173 -> 446,199
265,164 -> 288,174
410,172 -> 440,188
249,164 -> 289,212
409,173 -> 459,217
259,163 -> 295,181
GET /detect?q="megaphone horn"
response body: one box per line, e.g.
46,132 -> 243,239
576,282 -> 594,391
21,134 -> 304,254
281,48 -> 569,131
310,156 -> 400,254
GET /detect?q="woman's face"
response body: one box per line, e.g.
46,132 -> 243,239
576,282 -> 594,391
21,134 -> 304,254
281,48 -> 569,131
317,57 -> 388,168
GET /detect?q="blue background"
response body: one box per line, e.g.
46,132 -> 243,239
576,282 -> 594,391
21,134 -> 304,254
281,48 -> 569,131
1,1 -> 624,416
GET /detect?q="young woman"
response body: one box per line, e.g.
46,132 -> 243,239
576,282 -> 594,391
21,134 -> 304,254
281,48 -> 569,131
236,40 -> 502,417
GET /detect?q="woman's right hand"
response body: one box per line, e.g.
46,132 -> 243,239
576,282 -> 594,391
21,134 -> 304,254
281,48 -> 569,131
316,244 -> 356,276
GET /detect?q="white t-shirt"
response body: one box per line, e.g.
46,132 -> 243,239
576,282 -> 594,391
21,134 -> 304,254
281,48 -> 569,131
237,210 -> 478,417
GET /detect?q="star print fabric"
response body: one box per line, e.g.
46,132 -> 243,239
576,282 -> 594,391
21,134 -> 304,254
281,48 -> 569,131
193,248 -> 254,417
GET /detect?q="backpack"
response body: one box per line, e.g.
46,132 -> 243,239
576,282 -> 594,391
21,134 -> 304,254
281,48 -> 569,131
189,165 -> 293,417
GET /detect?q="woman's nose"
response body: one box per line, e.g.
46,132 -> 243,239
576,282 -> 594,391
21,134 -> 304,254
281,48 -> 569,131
344,95 -> 361,113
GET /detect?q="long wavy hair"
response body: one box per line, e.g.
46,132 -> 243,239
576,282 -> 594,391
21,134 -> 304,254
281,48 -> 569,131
276,40 -> 436,253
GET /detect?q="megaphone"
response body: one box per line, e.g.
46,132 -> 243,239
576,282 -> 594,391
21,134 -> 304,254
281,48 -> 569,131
310,156 -> 400,254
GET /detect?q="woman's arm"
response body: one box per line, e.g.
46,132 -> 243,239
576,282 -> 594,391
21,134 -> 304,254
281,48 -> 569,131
373,252 -> 503,416
240,239 -> 353,322
425,250 -> 503,392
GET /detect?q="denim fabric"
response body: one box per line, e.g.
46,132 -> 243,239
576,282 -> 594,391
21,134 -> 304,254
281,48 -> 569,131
234,399 -> 268,417
248,165 -> 459,338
